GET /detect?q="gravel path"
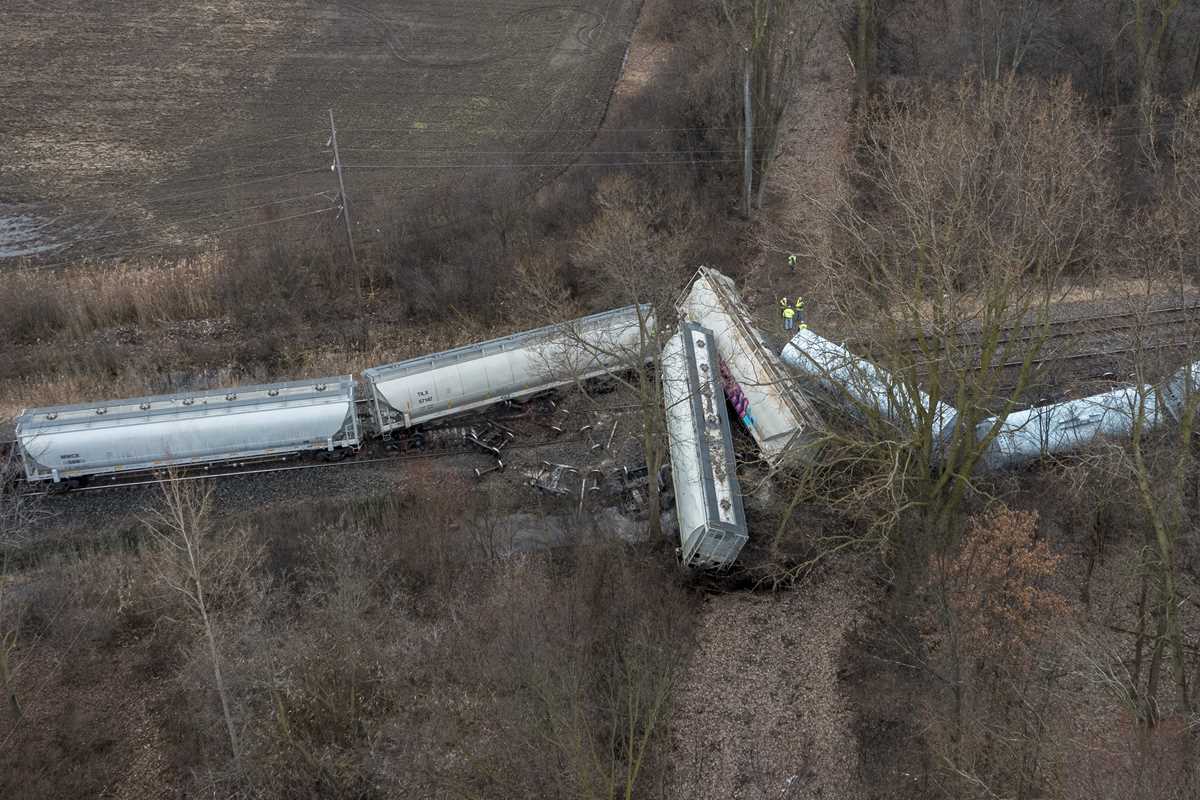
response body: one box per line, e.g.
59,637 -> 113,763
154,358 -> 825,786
667,570 -> 870,800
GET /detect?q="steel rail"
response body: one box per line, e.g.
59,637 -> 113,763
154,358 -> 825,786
14,429 -> 590,499
852,303 -> 1200,353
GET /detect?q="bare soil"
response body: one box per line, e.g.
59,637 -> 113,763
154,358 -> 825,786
0,0 -> 641,261
667,569 -> 872,799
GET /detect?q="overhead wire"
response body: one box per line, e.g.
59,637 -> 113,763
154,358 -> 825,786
1,149 -> 327,209
342,158 -> 740,169
10,207 -> 336,273
344,124 -> 756,134
2,132 -> 744,271
339,147 -> 741,155
45,192 -> 334,253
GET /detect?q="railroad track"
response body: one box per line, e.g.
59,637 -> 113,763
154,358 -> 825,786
892,338 -> 1200,374
12,425 -> 594,499
851,303 -> 1200,355
2,387 -> 644,499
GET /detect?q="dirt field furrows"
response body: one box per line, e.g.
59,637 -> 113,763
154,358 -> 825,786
0,0 -> 640,261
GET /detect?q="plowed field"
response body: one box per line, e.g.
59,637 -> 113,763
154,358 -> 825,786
0,0 -> 640,261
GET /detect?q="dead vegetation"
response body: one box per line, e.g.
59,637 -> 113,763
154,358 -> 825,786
0,469 -> 697,799
5,2 -> 1200,799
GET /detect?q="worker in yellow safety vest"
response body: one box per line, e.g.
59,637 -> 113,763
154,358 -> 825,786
794,296 -> 806,329
782,300 -> 796,331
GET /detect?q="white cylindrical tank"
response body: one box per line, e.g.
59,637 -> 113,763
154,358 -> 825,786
662,322 -> 748,568
16,377 -> 360,483
977,384 -> 1165,470
364,305 -> 654,434
781,327 -> 958,446
677,267 -> 825,468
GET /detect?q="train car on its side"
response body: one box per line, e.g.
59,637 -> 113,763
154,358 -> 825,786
15,377 -> 360,487
363,305 -> 654,435
677,266 -> 824,468
661,321 -> 748,569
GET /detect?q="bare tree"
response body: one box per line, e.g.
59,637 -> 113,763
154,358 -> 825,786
1112,99 -> 1200,722
716,0 -> 823,213
775,76 -> 1113,579
1130,0 -> 1184,139
921,506 -> 1069,789
0,444 -> 35,549
0,564 -> 21,721
143,476 -> 243,775
971,0 -> 1055,80
0,447 -> 33,721
517,175 -> 694,540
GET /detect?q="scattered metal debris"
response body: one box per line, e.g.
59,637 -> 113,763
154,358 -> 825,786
527,461 -> 579,497
473,461 -> 506,479
468,421 -> 514,460
587,468 -> 604,493
580,424 -> 603,452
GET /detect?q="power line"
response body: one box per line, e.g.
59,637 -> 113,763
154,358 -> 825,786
11,208 -> 336,274
137,168 -> 328,205
45,193 -> 332,253
187,129 -> 327,154
343,124 -> 755,135
88,154 -> 323,191
342,158 -> 739,169
339,147 -> 741,155
0,165 -> 332,233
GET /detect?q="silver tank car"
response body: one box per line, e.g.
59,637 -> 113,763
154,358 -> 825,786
363,305 -> 654,435
976,360 -> 1200,470
977,385 -> 1165,471
781,327 -> 959,449
662,322 -> 748,569
16,377 -> 360,484
677,266 -> 825,468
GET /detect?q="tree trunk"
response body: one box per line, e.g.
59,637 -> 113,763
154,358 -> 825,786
1146,607 -> 1167,722
743,52 -> 754,218
1190,32 -> 1200,91
1132,570 -> 1149,712
855,0 -> 875,98
1,650 -> 19,720
195,568 -> 243,772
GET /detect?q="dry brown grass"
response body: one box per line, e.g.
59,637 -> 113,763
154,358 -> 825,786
0,255 -> 220,345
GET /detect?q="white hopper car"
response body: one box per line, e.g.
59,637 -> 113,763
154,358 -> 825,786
661,322 -> 748,568
677,267 -> 824,468
363,304 -> 654,435
15,377 -> 360,487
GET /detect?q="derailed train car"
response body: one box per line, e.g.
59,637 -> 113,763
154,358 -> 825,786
780,325 -> 1200,472
10,305 -> 656,492
976,362 -> 1200,470
661,322 -> 748,568
677,267 -> 824,468
15,377 -> 360,487
781,326 -> 959,451
363,304 -> 654,435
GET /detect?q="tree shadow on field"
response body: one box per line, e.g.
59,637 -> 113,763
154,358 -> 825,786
840,606 -> 934,800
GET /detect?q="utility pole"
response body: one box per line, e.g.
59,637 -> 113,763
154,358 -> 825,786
327,109 -> 360,298
742,48 -> 754,219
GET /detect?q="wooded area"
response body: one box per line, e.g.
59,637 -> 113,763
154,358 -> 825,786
3,1 -> 1200,798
